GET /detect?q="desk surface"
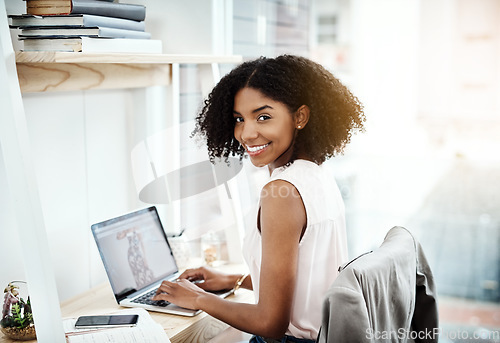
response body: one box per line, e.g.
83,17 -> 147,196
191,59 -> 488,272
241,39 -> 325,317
0,264 -> 253,343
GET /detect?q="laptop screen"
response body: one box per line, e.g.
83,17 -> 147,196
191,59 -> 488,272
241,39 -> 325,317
91,207 -> 178,301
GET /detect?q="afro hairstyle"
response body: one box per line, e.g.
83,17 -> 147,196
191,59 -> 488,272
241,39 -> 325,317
194,55 -> 365,165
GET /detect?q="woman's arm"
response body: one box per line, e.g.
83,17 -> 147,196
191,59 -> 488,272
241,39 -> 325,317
154,180 -> 306,338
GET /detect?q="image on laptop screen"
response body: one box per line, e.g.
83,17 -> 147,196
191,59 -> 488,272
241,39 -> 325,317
92,207 -> 178,299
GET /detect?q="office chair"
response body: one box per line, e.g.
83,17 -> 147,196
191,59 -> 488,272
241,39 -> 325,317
317,226 -> 438,343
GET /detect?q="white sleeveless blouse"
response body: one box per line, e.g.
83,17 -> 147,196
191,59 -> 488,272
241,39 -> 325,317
242,159 -> 348,340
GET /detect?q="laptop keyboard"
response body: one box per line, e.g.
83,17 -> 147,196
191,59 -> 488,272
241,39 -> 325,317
131,288 -> 170,307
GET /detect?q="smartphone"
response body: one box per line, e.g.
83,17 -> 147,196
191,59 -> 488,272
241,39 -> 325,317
75,314 -> 139,329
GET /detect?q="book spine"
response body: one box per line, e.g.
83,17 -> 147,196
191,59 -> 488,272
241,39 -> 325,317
19,27 -> 151,39
9,15 -> 146,32
83,15 -> 146,31
26,0 -> 72,15
71,0 -> 146,21
81,37 -> 162,53
22,38 -> 82,52
97,27 -> 151,39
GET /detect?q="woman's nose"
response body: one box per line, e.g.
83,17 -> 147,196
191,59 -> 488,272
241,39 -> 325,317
240,122 -> 259,142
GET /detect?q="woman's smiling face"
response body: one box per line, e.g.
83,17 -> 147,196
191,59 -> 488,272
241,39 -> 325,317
233,87 -> 297,171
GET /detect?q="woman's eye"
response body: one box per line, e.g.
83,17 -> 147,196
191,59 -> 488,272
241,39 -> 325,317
258,114 -> 271,121
234,117 -> 244,123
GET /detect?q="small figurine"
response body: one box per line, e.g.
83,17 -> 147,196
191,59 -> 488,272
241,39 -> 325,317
1,281 -> 36,341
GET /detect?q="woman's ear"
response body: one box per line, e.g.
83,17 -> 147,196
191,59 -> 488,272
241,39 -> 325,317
295,105 -> 310,130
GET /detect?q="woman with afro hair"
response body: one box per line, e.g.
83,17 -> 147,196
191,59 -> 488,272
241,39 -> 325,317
154,55 -> 365,342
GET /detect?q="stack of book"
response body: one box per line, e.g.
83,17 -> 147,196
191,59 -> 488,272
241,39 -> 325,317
9,0 -> 163,53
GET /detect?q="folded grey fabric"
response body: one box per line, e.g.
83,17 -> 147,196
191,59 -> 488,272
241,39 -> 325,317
317,226 -> 438,343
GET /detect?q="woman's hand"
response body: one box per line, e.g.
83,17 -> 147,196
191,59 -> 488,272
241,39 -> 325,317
151,266 -> 244,312
152,279 -> 207,310
177,266 -> 236,292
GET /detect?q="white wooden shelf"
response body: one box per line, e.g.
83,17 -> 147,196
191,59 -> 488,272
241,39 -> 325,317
15,52 -> 242,93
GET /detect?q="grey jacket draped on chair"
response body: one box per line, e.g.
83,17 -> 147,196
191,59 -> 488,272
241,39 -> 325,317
317,226 -> 438,343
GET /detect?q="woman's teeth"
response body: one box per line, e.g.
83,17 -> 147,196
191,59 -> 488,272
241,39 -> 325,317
247,143 -> 269,152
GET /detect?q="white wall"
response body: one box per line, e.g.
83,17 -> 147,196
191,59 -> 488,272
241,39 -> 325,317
24,90 -> 142,298
0,89 -> 140,301
145,0 -> 214,54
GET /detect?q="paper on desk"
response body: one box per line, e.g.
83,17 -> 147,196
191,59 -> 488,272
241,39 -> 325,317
64,308 -> 171,343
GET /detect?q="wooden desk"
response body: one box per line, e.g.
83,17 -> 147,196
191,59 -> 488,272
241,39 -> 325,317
0,265 -> 254,343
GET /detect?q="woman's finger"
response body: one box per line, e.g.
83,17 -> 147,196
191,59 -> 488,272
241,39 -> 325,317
179,268 -> 204,281
153,281 -> 178,299
152,291 -> 170,301
155,280 -> 174,294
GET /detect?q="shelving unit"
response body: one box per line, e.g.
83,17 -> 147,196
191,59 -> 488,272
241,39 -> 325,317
15,51 -> 242,93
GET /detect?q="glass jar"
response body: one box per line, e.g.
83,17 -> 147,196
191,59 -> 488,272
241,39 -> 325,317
201,231 -> 226,267
169,234 -> 191,270
1,281 -> 36,341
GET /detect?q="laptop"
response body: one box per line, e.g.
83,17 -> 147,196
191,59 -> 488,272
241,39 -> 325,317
91,206 -> 234,317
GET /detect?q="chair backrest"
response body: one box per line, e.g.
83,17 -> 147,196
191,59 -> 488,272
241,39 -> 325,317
317,226 -> 438,343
